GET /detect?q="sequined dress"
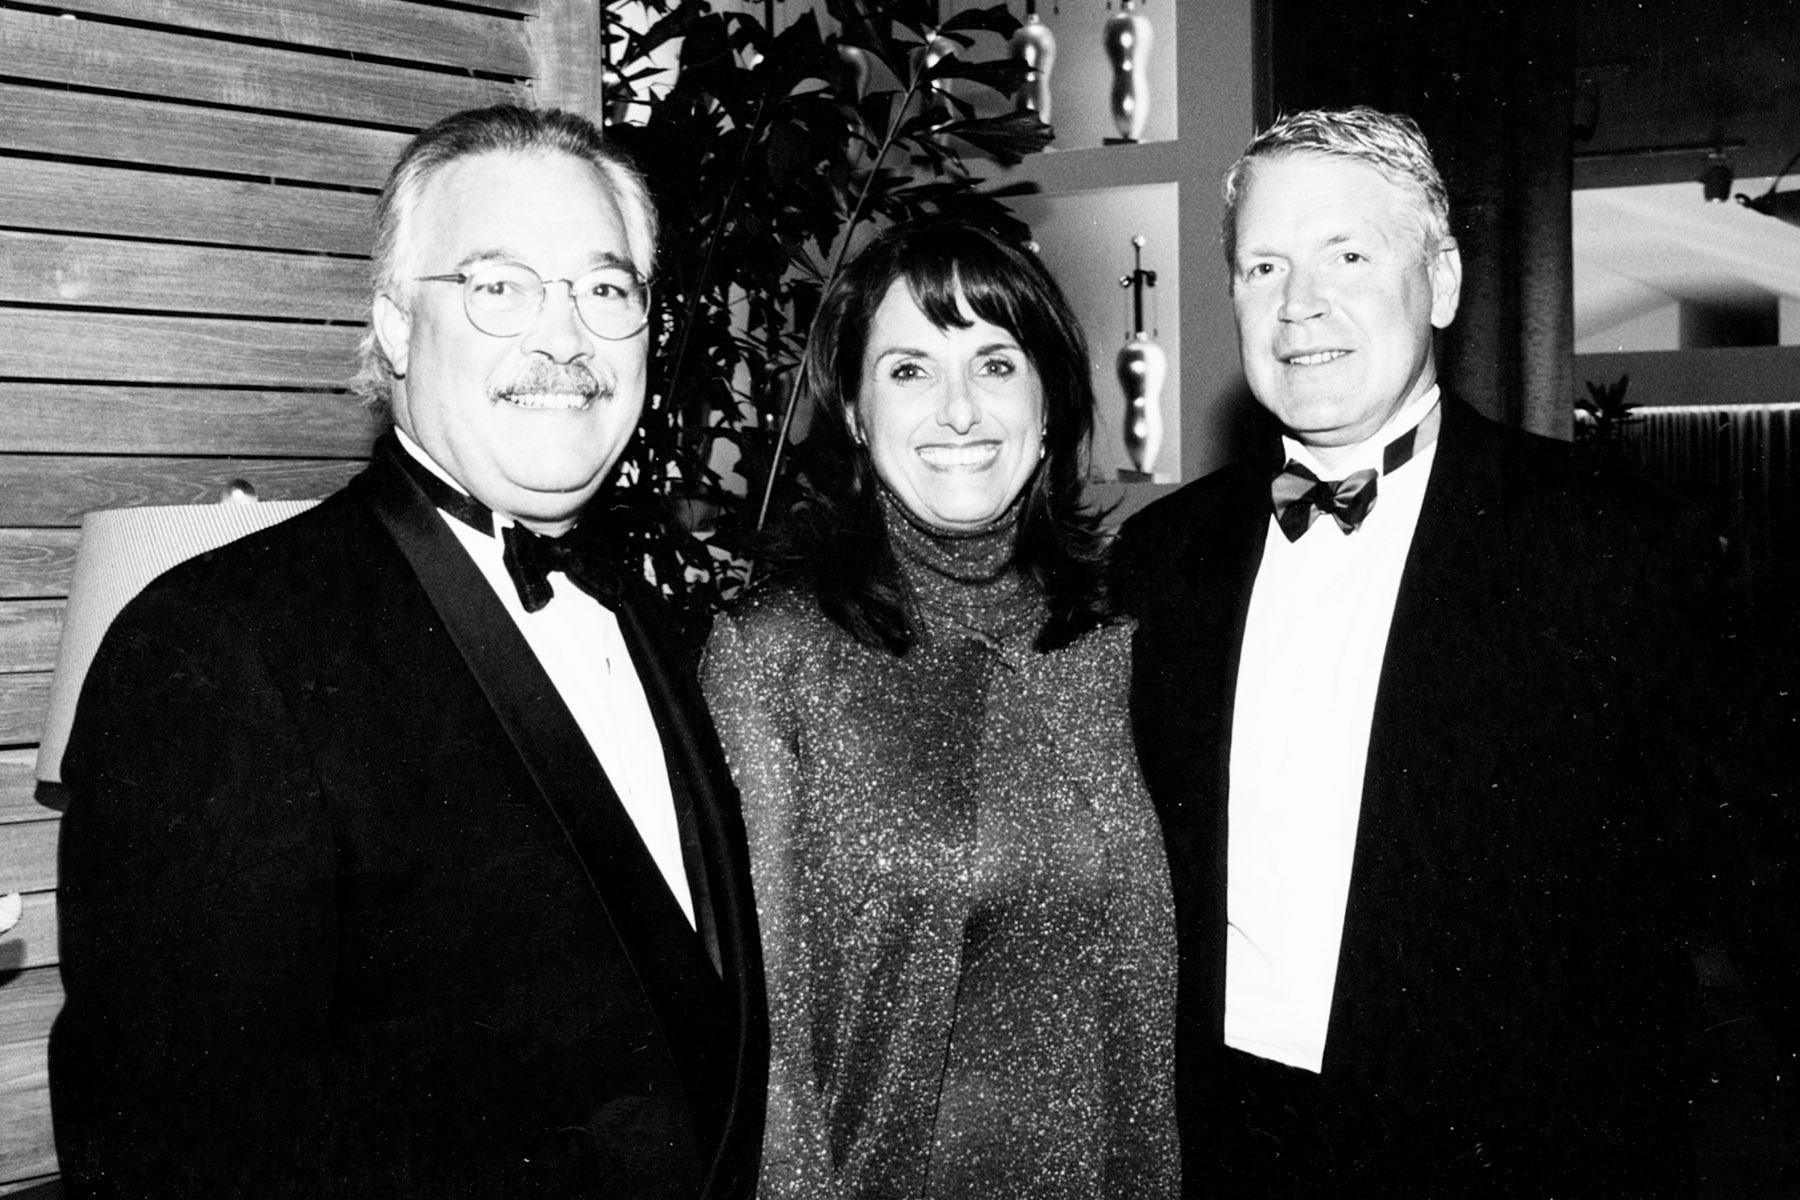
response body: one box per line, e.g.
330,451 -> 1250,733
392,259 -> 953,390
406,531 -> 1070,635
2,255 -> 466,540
701,500 -> 1178,1200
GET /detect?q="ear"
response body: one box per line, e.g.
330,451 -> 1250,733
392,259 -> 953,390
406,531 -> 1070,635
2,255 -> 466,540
1428,238 -> 1463,330
373,292 -> 413,378
844,404 -> 865,446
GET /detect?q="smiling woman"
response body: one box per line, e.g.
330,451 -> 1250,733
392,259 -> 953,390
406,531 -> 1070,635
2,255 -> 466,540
856,277 -> 1046,533
700,218 -> 1180,1200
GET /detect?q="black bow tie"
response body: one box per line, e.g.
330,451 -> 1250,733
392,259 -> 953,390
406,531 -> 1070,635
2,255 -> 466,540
501,522 -> 623,612
1269,418 -> 1429,542
1271,463 -> 1379,541
388,436 -> 624,612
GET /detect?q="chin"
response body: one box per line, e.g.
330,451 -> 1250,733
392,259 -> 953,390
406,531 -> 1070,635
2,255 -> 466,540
489,464 -> 606,517
931,500 -> 1011,529
501,439 -> 620,485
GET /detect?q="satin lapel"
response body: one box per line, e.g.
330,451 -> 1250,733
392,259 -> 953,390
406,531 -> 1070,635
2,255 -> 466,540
360,445 -> 726,1116
1325,397 -> 1522,1059
611,586 -> 767,1188
610,595 -> 723,975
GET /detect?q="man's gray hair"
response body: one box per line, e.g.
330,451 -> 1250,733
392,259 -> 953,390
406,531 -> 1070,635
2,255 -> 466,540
1220,107 -> 1451,266
351,104 -> 658,413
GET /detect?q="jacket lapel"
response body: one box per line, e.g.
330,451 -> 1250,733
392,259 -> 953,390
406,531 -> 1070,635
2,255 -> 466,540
1363,396 -> 1518,813
1324,396 -> 1524,1062
610,585 -> 768,1191
358,443 -> 732,1135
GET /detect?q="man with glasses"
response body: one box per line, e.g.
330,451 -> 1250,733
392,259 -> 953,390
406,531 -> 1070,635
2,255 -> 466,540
51,105 -> 767,1199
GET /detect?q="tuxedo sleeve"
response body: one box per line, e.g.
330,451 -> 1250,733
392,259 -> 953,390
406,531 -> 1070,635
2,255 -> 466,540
51,584 -> 337,1199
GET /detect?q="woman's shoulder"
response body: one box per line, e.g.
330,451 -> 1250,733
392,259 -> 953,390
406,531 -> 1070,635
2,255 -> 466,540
714,577 -> 829,637
704,578 -> 842,672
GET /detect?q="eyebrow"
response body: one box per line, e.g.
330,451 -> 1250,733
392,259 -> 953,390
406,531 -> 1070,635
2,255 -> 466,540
872,345 -> 931,362
873,340 -> 1020,361
1236,227 -> 1374,262
454,247 -> 640,274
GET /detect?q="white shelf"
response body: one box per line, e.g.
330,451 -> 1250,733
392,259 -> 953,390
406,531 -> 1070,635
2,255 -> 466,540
997,138 -> 1189,197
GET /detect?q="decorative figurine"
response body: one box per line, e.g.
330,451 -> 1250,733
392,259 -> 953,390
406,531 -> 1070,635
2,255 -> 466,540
1011,1 -> 1056,124
1117,235 -> 1166,476
1103,0 -> 1153,144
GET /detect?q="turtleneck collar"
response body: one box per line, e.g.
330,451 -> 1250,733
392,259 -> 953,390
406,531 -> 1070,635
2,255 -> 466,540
879,487 -> 1043,650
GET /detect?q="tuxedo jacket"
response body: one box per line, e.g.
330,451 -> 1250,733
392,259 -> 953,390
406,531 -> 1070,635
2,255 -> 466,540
51,439 -> 767,1199
1115,396 -> 1762,1195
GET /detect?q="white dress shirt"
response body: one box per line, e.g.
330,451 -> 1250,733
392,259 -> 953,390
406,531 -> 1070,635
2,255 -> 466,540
1224,386 -> 1441,1072
395,430 -> 695,928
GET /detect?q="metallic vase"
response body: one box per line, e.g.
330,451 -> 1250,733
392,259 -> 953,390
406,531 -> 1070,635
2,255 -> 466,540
1117,235 -> 1165,474
1103,0 -> 1153,143
1118,336 -> 1167,474
1010,5 -> 1056,123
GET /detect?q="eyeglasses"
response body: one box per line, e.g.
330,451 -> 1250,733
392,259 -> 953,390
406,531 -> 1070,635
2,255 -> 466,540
416,261 -> 653,341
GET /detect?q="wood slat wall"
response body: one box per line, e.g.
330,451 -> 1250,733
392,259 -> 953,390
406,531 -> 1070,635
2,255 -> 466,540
0,0 -> 601,1183
5,159 -> 374,251
2,231 -> 369,317
0,83 -> 408,187
3,7 -> 513,127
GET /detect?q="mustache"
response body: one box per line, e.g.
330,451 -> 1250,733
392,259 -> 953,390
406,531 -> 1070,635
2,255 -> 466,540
489,361 -> 609,401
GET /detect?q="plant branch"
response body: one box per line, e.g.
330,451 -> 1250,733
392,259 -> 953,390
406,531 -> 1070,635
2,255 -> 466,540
753,38 -> 934,536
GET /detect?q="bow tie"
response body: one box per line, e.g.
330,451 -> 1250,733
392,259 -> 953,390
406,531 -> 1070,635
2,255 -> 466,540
387,436 -> 624,612
1271,463 -> 1379,541
502,522 -> 623,612
1269,416 -> 1429,542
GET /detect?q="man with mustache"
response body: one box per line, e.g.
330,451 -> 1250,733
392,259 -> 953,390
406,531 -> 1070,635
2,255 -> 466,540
50,105 -> 767,1199
1116,106 -> 1795,1195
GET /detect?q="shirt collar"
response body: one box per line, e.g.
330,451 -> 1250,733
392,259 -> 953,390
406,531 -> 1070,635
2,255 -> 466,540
393,427 -> 514,534
1283,384 -> 1441,479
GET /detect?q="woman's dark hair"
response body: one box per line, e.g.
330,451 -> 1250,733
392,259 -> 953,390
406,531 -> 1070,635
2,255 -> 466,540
761,216 -> 1114,655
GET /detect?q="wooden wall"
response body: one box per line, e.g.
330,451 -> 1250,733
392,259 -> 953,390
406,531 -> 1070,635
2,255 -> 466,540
0,0 -> 599,1187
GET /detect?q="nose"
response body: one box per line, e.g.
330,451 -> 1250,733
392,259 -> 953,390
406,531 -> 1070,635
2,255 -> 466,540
1278,264 -> 1329,323
935,372 -> 980,435
518,280 -> 592,362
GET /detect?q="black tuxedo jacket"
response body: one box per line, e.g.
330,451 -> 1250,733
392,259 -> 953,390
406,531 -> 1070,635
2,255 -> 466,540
1116,396 -> 1771,1195
51,439 -> 767,1199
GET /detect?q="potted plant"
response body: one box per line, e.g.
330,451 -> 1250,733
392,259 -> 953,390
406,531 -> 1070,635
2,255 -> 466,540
598,0 -> 1051,625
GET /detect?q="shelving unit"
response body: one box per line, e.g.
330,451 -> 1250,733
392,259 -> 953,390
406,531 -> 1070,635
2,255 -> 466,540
704,0 -> 1256,505
969,0 -> 1257,510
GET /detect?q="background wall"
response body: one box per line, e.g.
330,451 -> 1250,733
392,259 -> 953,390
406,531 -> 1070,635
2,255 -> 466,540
0,0 -> 609,1187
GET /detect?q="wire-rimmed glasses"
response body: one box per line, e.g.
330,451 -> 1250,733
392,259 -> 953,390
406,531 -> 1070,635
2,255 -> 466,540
416,261 -> 653,341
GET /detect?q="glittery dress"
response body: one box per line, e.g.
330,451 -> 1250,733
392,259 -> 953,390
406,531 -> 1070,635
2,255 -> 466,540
701,499 -> 1179,1200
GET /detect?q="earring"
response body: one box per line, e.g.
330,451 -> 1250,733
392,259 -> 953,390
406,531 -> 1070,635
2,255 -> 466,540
1038,430 -> 1047,461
